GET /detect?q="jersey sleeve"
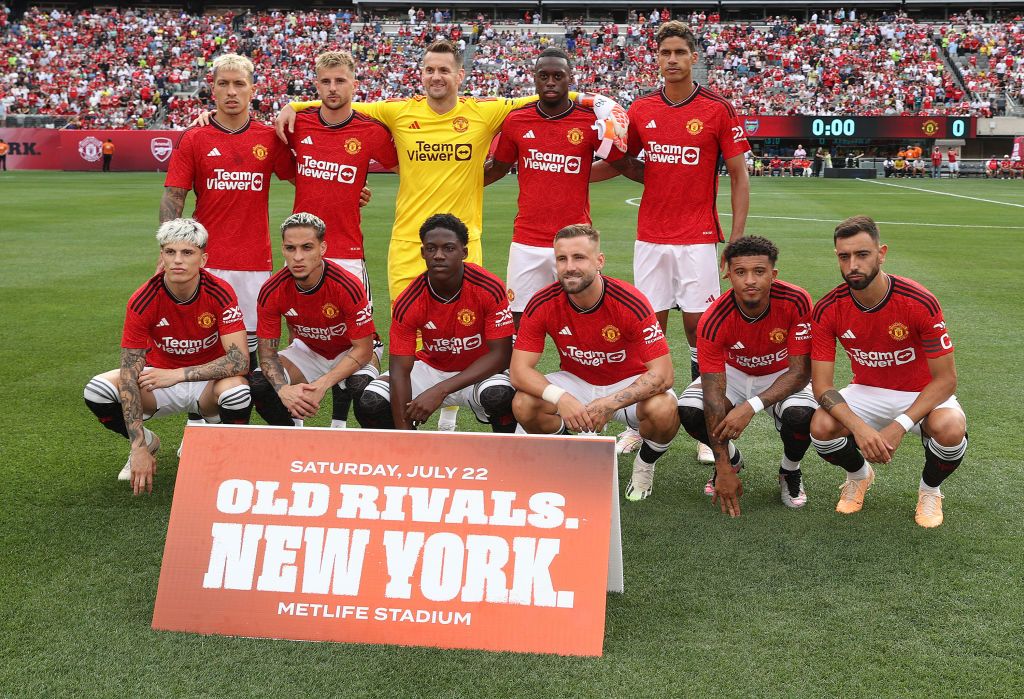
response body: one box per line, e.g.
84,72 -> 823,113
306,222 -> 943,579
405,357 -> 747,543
216,285 -> 246,336
352,100 -> 402,128
164,130 -> 196,189
345,290 -> 376,341
630,306 -> 669,363
492,126 -> 517,165
255,286 -> 282,340
370,125 -> 399,170
484,291 -> 514,340
916,304 -> 954,358
513,308 -> 547,353
626,104 -> 643,158
696,316 -> 726,374
480,96 -> 539,133
388,313 -> 419,356
810,303 -> 837,362
121,302 -> 153,351
717,103 -> 751,161
788,291 -> 814,357
273,140 -> 296,181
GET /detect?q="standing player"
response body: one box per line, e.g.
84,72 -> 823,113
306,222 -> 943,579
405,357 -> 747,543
510,224 -> 679,502
485,46 -> 623,328
161,53 -> 293,368
286,50 -> 399,428
83,219 -> 251,495
676,236 -> 815,516
252,213 -> 378,426
593,21 -> 751,462
355,214 -> 517,432
0,139 -> 9,171
810,216 -> 967,528
946,146 -> 959,178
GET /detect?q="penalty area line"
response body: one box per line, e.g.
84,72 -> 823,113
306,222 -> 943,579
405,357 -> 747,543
857,178 -> 1024,209
621,198 -> 1024,230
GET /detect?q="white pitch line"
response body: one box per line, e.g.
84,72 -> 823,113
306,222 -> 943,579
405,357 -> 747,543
858,178 -> 1024,209
621,198 -> 1024,229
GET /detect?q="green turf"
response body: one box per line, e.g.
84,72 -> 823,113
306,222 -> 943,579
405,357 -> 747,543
1,171 -> 1022,697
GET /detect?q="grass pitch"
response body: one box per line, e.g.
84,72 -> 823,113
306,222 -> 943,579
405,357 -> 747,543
1,171 -> 1022,697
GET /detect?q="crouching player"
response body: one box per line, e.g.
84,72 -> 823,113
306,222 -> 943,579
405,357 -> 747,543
510,224 -> 679,501
355,214 -> 517,432
676,237 -> 816,517
810,216 -> 967,528
252,213 -> 378,425
84,219 -> 251,494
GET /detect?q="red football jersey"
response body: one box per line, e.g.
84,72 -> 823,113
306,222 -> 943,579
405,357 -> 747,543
516,276 -> 669,385
287,110 -> 399,259
697,279 -> 812,376
121,270 -> 245,370
811,275 -> 954,392
626,86 -> 750,245
390,263 -> 514,372
164,118 -> 293,272
256,260 -> 375,360
493,102 -> 621,247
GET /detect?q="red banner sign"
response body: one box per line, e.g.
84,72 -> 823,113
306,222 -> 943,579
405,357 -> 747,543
59,130 -> 181,172
0,128 -> 61,169
153,425 -> 619,656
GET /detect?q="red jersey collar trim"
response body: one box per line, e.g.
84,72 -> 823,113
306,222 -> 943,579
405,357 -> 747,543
533,100 -> 578,121
162,273 -> 201,305
730,290 -> 771,323
318,109 -> 356,129
660,83 -> 701,108
567,276 -> 606,314
850,274 -> 894,313
296,262 -> 328,295
210,115 -> 252,135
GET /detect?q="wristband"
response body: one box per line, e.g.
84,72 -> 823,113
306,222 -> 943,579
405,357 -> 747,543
894,413 -> 915,432
542,384 -> 567,405
746,396 -> 765,414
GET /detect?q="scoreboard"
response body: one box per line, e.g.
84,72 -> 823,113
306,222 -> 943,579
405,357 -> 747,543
741,116 -> 974,140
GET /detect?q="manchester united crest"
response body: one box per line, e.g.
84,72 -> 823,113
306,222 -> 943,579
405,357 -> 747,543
769,327 -> 787,344
197,312 -> 215,329
506,288 -> 515,303
252,144 -> 269,161
686,118 -> 704,136
567,128 -> 585,145
457,308 -> 477,326
602,325 -> 621,342
344,138 -> 362,155
322,303 -> 340,319
452,116 -> 470,133
888,322 -> 910,341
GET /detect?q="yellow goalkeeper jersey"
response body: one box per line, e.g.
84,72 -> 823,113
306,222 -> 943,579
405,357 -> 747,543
295,95 -> 538,244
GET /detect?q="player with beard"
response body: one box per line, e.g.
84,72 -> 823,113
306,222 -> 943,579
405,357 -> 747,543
484,46 -> 623,328
810,216 -> 967,528
593,21 -> 751,465
510,224 -> 679,502
355,214 -> 517,433
252,213 -> 378,427
676,236 -> 815,516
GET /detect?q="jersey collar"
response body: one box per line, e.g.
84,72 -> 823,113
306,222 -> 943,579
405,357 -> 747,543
850,274 -> 894,313
210,115 -> 252,135
660,83 -> 701,108
318,109 -> 356,129
296,262 -> 328,295
534,100 -> 577,121
730,290 -> 771,323
567,276 -> 606,314
162,272 -> 201,305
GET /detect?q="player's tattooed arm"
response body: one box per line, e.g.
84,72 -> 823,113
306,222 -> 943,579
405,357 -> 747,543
258,338 -> 289,391
159,186 -> 188,223
701,372 -> 734,460
758,354 -> 811,409
119,348 -> 149,450
818,389 -> 846,412
601,354 -> 673,411
182,331 -> 249,382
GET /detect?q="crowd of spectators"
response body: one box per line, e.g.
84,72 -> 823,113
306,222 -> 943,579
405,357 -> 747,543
1,5 -> 1022,128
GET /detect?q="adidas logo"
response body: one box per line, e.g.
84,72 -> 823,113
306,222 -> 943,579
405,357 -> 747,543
300,136 -> 313,145
558,326 -> 572,336
424,320 -> 437,330
156,317 -> 170,328
841,329 -> 857,339
646,120 -> 657,128
284,308 -> 299,317
206,147 -> 221,157
523,129 -> 536,139
409,121 -> 422,130
730,341 -> 745,350
706,294 -> 716,303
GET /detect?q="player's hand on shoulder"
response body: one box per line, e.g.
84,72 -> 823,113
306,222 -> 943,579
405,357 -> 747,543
139,367 -> 184,391
555,393 -> 595,433
712,404 -> 754,442
189,110 -> 215,128
130,447 -> 157,496
275,104 -> 297,143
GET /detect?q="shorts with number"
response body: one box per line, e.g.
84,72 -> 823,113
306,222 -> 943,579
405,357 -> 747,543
677,365 -> 817,431
633,241 -> 720,313
545,370 -> 677,431
388,238 -> 483,303
377,362 -> 511,422
279,338 -> 378,386
839,384 -> 965,437
207,268 -> 270,333
327,257 -> 374,310
506,242 -> 555,312
145,370 -> 210,420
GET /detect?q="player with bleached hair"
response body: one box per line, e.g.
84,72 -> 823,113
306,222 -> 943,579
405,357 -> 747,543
84,219 -> 251,494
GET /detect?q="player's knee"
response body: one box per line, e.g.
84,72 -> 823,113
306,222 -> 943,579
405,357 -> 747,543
810,407 -> 843,440
345,366 -> 380,402
354,380 -> 395,429
780,405 -> 815,433
512,390 -> 544,423
217,383 -> 251,411
924,409 -> 967,445
677,404 -> 706,440
476,377 -> 515,418
640,392 -> 679,431
84,374 -> 120,405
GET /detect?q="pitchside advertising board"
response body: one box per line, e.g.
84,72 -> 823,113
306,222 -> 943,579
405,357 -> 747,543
740,116 -> 976,140
153,425 -> 624,656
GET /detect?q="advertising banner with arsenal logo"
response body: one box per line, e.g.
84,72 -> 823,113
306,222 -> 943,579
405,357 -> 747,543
59,130 -> 181,171
153,425 -> 623,656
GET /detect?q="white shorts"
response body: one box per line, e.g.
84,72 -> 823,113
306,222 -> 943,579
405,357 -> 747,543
506,242 -> 555,313
373,363 -> 513,422
327,257 -> 374,309
278,338 -> 378,386
677,365 -> 817,430
207,268 -> 271,333
145,370 -> 210,420
840,384 -> 965,437
949,161 -> 960,172
633,241 -> 720,313
545,370 -> 677,431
